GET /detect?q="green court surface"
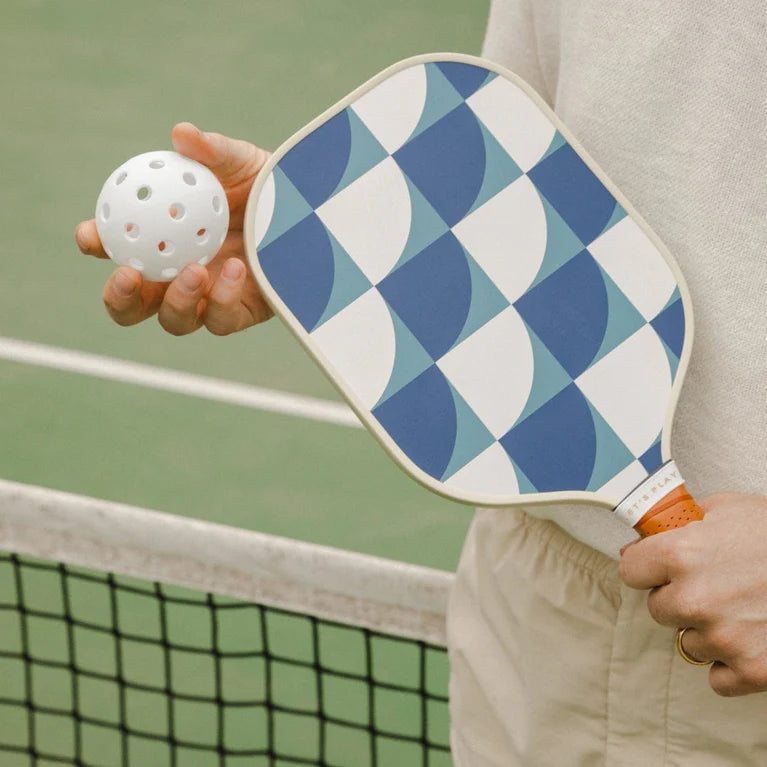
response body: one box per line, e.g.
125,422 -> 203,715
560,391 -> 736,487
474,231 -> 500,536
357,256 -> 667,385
0,2 -> 489,764
0,0 -> 490,568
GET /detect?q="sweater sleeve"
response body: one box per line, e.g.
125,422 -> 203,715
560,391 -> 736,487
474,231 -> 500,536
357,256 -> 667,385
481,0 -> 555,106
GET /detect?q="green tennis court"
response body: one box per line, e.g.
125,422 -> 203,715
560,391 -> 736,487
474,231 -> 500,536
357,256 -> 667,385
1,2 -> 489,764
0,0 -> 490,566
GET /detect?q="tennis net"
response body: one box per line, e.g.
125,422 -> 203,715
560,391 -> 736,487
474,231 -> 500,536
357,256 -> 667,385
0,479 -> 454,766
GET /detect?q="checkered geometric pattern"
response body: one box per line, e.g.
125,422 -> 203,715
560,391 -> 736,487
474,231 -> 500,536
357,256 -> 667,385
250,61 -> 686,502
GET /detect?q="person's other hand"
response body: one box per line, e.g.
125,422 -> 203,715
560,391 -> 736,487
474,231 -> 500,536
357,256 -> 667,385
621,493 -> 767,696
74,122 -> 273,335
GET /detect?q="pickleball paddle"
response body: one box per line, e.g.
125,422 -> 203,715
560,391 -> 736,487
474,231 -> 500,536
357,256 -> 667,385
244,53 -> 704,537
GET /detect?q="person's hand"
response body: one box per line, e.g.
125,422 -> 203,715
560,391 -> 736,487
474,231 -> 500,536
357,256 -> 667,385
74,122 -> 273,335
620,493 -> 767,696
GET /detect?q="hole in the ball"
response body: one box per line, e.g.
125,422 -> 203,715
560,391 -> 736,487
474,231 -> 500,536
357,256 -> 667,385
161,267 -> 179,280
197,228 -> 207,237
196,227 -> 210,245
101,203 -> 110,221
149,159 -> 165,169
124,222 -> 140,241
157,240 -> 175,256
169,203 -> 185,220
212,196 -> 222,213
115,171 -> 127,186
183,172 -> 197,186
128,258 -> 144,271
137,186 -> 152,201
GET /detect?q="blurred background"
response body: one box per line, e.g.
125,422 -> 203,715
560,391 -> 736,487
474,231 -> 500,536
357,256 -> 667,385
0,0 -> 491,570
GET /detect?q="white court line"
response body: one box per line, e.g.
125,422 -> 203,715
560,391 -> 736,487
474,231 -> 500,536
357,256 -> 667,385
0,336 -> 362,429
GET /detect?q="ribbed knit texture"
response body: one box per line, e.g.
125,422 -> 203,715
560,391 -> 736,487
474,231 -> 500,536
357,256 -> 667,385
479,0 -> 767,557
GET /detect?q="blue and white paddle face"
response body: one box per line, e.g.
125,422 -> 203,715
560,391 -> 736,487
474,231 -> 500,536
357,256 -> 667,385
246,54 -> 691,508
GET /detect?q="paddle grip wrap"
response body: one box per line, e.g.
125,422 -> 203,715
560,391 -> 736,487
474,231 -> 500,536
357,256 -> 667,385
613,460 -> 704,535
633,484 -> 705,537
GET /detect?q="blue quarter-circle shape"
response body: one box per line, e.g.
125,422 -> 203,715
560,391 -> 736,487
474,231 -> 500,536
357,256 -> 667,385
257,213 -> 335,333
372,366 -> 458,480
278,110 -> 353,209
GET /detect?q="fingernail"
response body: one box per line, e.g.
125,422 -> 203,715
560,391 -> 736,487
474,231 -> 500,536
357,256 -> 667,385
221,259 -> 243,282
114,272 -> 136,297
179,267 -> 202,292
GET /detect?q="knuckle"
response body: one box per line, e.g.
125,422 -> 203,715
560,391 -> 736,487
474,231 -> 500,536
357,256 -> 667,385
740,660 -> 767,693
645,589 -> 666,621
204,310 -> 238,336
663,537 -> 695,572
712,679 -> 739,697
709,665 -> 740,697
206,321 -> 234,337
162,291 -> 194,316
104,302 -> 135,327
158,297 -> 203,336
157,313 -> 187,336
204,299 -> 240,337
648,585 -> 706,627
676,586 -> 709,625
707,626 -> 738,657
711,657 -> 767,697
618,542 -> 648,586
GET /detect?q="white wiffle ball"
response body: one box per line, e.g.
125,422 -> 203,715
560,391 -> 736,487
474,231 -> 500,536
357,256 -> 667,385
95,151 -> 229,282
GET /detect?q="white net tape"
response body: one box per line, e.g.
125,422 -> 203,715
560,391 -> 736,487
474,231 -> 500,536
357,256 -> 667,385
0,478 -> 453,646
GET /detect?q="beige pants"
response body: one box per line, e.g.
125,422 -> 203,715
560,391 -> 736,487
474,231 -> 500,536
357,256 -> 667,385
447,508 -> 767,766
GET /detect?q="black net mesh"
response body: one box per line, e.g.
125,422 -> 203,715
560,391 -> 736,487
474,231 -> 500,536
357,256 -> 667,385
0,553 -> 451,766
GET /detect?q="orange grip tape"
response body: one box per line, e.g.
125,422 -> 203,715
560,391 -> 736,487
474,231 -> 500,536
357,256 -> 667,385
634,484 -> 704,537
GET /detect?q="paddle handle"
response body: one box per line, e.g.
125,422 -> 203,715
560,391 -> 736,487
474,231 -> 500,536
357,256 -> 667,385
633,484 -> 705,537
613,461 -> 704,535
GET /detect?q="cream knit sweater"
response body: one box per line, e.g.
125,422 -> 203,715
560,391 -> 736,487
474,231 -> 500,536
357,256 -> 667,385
479,0 -> 767,557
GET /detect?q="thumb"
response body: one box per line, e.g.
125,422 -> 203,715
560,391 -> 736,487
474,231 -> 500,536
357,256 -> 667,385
171,122 -> 268,184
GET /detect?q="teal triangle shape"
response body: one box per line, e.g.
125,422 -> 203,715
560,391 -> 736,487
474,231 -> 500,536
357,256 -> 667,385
540,130 -> 568,163
511,458 -> 539,494
333,108 -> 389,197
453,251 -> 510,347
514,324 -> 573,426
441,382 -> 495,482
480,71 -> 498,87
258,167 -> 314,249
391,176 -> 450,271
659,336 -> 680,380
314,232 -> 373,329
585,400 -> 635,491
597,202 -> 627,238
375,308 -> 434,408
406,63 -> 465,143
529,194 -> 585,289
467,121 -> 523,215
590,265 -> 647,366
662,286 -> 682,312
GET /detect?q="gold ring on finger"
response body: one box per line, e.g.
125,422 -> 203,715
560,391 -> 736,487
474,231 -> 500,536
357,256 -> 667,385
676,627 -> 712,666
